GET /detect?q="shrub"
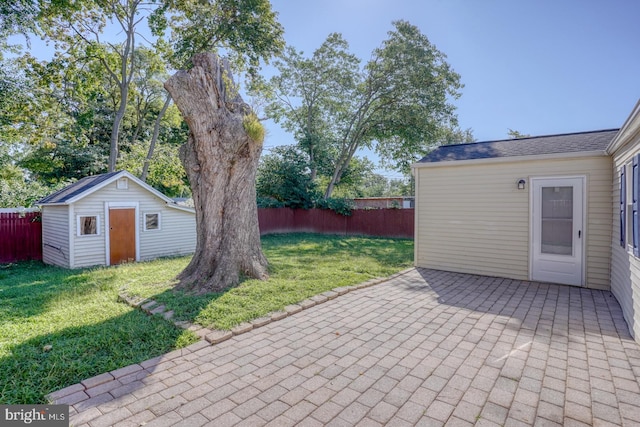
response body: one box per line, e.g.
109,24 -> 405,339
314,197 -> 354,216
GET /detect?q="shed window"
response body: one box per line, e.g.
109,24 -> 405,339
77,215 -> 100,236
144,213 -> 160,231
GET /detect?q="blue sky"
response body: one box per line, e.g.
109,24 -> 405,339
14,1 -> 640,179
263,0 -> 640,177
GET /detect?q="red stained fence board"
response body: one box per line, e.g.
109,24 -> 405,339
258,208 -> 414,239
0,212 -> 42,263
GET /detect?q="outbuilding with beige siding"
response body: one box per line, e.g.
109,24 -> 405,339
412,129 -> 617,290
37,170 -> 196,269
412,125 -> 640,344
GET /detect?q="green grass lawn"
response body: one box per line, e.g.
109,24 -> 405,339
0,233 -> 413,404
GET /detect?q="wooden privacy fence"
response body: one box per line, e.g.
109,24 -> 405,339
0,211 -> 42,263
258,208 -> 414,239
0,207 -> 413,264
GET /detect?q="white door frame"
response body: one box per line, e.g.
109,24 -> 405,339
104,201 -> 140,266
530,176 -> 586,286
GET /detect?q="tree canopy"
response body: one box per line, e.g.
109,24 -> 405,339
0,0 -> 285,206
259,20 -> 469,198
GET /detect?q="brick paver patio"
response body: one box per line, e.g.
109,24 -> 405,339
50,268 -> 640,426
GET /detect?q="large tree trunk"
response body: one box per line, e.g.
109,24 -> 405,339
164,53 -> 268,293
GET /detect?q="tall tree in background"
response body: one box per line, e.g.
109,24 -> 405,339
264,34 -> 359,181
262,21 -> 466,198
37,0 -> 145,172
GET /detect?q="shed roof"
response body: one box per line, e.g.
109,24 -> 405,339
37,170 -> 194,213
417,129 -> 619,164
37,171 -> 122,204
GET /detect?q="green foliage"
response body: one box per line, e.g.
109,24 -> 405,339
118,137 -> 191,198
256,145 -> 319,209
0,0 -> 39,40
261,20 -> 470,197
243,113 -> 265,143
256,197 -> 285,208
507,129 -> 531,139
388,177 -> 415,197
313,197 -> 354,216
150,0 -> 285,71
19,139 -> 108,185
0,175 -> 70,208
255,145 -> 356,215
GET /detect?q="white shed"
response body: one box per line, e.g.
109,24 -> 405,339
37,171 -> 196,268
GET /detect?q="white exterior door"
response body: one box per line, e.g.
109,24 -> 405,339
531,177 -> 584,286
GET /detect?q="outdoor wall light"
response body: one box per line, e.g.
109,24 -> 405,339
517,179 -> 526,190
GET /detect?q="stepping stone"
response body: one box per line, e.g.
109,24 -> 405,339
141,300 -> 157,311
284,305 -> 302,314
271,311 -> 288,321
150,305 -> 166,315
231,323 -> 253,335
205,330 -> 233,344
322,291 -> 339,300
299,299 -> 316,309
251,317 -> 272,327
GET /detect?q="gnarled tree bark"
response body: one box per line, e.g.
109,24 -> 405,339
164,53 -> 268,293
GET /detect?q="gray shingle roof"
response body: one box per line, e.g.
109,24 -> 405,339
417,129 -> 619,163
37,171 -> 122,204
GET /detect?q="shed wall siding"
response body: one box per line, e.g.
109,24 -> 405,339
139,207 -> 196,260
41,205 -> 70,268
611,137 -> 640,341
72,179 -> 195,267
72,196 -> 107,268
415,155 -> 612,289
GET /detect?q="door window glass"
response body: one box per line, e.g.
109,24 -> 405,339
541,186 -> 573,255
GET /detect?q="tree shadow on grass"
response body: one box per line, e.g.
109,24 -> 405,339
0,261 -> 119,321
0,309 -> 196,404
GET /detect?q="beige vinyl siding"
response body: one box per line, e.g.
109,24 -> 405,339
414,155 -> 612,289
415,162 -> 529,280
610,133 -> 640,341
41,205 -> 70,268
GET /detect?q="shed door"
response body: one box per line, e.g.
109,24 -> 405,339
531,177 -> 584,286
109,208 -> 136,265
